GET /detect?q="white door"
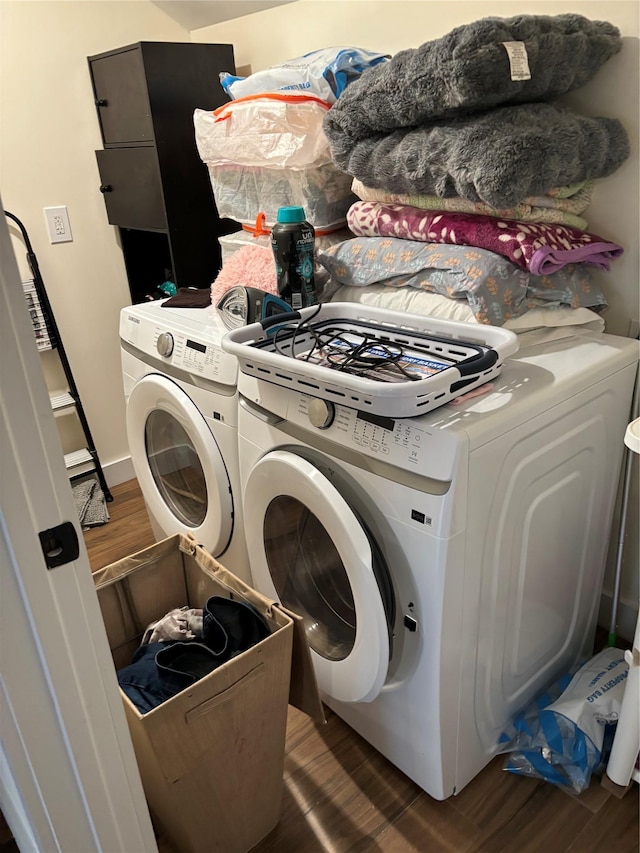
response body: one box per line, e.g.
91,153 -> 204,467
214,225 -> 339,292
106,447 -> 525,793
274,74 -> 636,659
126,373 -> 233,555
0,203 -> 156,851
243,450 -> 392,703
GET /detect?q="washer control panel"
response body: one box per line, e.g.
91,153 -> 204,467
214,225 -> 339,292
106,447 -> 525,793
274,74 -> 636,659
293,393 -> 459,481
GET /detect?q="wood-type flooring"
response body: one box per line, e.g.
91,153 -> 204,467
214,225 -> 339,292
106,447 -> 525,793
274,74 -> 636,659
81,479 -> 639,853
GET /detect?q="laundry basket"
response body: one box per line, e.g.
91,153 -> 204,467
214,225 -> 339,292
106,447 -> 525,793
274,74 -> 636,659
93,533 -> 322,853
221,302 -> 520,416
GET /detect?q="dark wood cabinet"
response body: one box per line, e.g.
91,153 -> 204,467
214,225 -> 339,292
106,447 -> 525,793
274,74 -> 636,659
89,41 -> 240,304
96,148 -> 167,230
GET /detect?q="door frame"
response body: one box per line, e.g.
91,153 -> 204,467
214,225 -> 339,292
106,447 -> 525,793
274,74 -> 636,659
0,201 -> 157,851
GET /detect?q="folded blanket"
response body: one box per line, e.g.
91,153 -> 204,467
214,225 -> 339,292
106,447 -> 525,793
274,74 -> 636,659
347,201 -> 624,275
317,236 -> 606,326
330,103 -> 628,207
323,14 -> 621,146
351,178 -> 592,230
329,283 -> 606,336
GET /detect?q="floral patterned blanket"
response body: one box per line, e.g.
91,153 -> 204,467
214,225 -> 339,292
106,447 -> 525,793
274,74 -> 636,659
346,201 -> 623,275
317,237 -> 607,327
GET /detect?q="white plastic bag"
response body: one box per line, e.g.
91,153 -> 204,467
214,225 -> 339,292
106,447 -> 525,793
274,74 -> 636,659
497,647 -> 629,793
194,94 -> 332,170
219,46 -> 388,103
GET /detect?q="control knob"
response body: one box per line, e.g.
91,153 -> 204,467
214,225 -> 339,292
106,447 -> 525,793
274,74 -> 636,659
156,332 -> 174,357
308,398 -> 335,429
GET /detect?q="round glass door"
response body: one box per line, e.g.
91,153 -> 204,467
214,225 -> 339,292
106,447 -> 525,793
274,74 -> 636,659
126,374 -> 233,555
264,495 -> 356,662
244,449 -> 390,703
145,409 -> 207,527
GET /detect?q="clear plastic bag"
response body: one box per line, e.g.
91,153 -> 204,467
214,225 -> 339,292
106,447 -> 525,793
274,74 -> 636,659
207,162 -> 356,230
218,226 -> 352,294
194,94 -> 333,170
219,46 -> 388,103
219,226 -> 352,263
497,647 -> 629,793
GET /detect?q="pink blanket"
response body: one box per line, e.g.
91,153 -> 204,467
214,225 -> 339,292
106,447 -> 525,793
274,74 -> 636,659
347,202 -> 623,275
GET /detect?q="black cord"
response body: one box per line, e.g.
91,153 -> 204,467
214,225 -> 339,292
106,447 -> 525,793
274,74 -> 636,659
321,325 -> 427,380
268,309 -> 468,383
327,338 -> 421,381
275,322 -> 420,380
272,303 -> 323,360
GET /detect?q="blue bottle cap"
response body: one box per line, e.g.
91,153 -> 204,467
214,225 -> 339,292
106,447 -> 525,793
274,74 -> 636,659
276,206 -> 305,223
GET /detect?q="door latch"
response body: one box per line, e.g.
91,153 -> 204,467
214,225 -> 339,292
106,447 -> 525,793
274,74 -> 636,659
38,521 -> 80,569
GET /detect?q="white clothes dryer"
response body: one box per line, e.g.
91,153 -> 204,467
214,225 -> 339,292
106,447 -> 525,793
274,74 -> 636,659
236,329 -> 639,799
120,301 -> 250,583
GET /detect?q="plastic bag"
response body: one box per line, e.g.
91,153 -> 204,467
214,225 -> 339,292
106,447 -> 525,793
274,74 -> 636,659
194,94 -> 333,170
497,647 -> 628,793
218,226 -> 353,292
206,161 -> 356,230
219,46 -> 388,103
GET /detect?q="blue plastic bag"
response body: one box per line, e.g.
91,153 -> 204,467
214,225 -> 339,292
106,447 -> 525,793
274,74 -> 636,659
219,46 -> 389,103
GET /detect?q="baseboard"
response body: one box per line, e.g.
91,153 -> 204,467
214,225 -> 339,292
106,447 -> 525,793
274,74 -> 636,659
598,592 -> 639,645
102,455 -> 135,488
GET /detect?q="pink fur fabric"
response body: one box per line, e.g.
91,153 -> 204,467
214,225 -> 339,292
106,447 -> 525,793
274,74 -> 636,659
211,244 -> 278,306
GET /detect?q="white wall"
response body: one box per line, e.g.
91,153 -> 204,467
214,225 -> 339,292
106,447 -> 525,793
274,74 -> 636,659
193,0 -> 640,638
1,0 -> 190,481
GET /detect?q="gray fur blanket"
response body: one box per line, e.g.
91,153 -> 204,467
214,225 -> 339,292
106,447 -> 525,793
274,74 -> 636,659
330,103 -> 629,207
323,14 -> 621,145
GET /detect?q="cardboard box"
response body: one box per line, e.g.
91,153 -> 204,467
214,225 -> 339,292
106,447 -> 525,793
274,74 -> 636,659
93,533 -> 323,853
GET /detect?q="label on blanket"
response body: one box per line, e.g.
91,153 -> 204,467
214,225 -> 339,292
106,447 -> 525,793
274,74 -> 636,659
501,41 -> 531,81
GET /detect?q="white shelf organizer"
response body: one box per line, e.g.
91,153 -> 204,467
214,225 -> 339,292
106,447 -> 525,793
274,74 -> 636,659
50,391 -> 76,414
604,416 -> 640,792
9,212 -> 113,501
221,302 -> 520,417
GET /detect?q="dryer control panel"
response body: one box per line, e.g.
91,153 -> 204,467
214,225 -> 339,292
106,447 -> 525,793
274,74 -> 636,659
120,308 -> 238,387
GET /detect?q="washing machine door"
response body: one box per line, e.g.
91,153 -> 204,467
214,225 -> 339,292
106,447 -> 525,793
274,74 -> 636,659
126,374 -> 233,556
244,449 -> 390,703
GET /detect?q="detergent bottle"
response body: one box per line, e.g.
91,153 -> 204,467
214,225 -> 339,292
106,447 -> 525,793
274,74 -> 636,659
270,206 -> 317,310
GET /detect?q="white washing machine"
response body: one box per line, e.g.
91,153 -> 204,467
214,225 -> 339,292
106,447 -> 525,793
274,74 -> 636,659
236,329 -> 638,799
119,301 -> 251,583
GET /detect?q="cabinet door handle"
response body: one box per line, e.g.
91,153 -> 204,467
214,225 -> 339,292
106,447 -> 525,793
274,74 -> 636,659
95,98 -> 108,107
99,184 -> 112,193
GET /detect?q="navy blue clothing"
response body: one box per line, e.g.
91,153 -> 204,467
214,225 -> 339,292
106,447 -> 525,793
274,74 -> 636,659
117,643 -> 179,713
117,597 -> 270,714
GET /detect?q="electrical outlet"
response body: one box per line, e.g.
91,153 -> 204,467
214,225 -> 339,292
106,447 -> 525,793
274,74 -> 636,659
43,206 -> 73,244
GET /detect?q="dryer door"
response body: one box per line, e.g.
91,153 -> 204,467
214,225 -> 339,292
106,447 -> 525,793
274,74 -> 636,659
244,449 -> 390,703
126,374 -> 233,556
